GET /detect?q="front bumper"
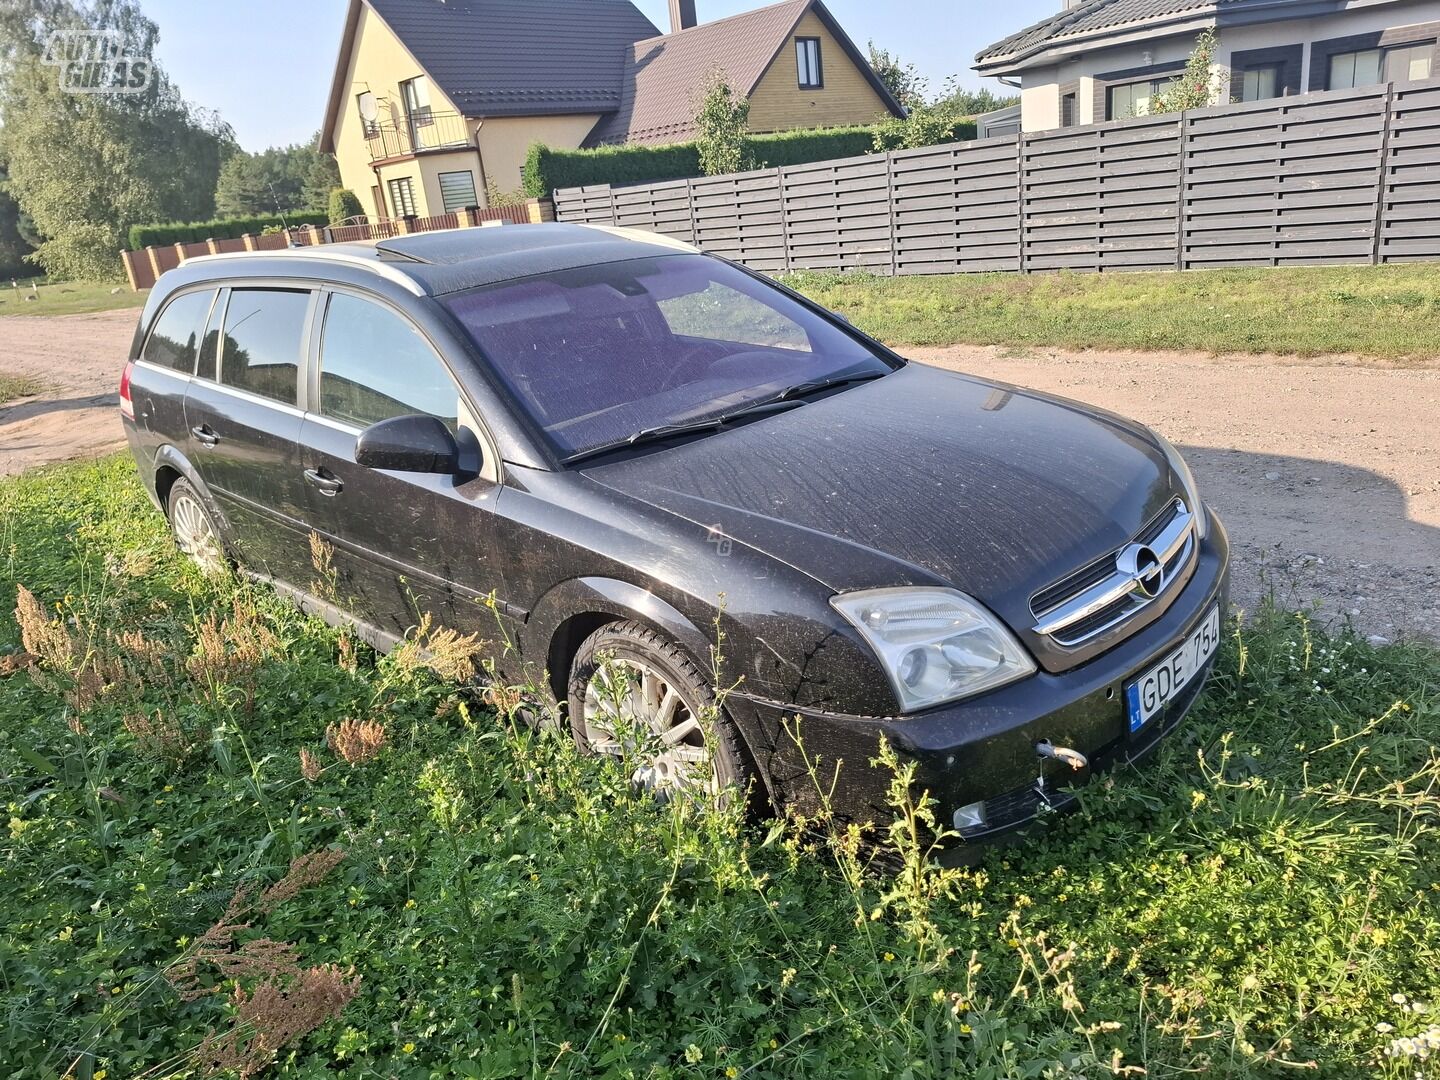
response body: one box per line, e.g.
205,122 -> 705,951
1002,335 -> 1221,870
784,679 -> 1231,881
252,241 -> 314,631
728,511 -> 1230,841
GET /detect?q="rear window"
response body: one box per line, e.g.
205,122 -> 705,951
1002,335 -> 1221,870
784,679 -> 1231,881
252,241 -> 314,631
142,290 -> 214,374
218,289 -> 311,407
443,253 -> 891,459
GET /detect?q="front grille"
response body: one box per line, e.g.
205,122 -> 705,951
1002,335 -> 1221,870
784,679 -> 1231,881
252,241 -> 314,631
1030,499 -> 1195,648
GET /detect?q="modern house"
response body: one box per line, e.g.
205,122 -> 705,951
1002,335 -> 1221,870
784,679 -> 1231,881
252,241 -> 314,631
319,0 -> 905,220
974,0 -> 1440,132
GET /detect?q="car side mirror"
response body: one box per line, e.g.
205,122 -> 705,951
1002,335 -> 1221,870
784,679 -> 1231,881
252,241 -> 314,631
354,414 -> 481,479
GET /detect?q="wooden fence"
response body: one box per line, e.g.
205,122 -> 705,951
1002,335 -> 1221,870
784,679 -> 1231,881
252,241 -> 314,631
553,79 -> 1440,276
121,201 -> 546,291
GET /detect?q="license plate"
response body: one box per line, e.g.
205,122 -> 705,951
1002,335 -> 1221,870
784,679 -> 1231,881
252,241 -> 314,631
1125,605 -> 1220,733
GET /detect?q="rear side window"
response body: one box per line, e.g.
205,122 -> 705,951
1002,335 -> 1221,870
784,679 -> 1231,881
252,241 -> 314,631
317,293 -> 459,429
142,290 -> 214,373
219,289 -> 310,406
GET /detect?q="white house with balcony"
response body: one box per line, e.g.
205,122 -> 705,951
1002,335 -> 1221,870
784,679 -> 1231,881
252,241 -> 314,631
974,0 -> 1440,132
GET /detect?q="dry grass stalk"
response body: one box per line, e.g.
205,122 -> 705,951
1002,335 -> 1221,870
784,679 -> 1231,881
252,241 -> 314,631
193,964 -> 361,1079
308,532 -> 338,601
186,597 -> 279,712
0,652 -> 39,677
257,849 -> 346,914
390,611 -> 485,683
114,627 -> 172,683
124,709 -> 195,767
325,718 -> 388,765
14,585 -> 75,671
298,747 -> 322,782
336,633 -> 357,672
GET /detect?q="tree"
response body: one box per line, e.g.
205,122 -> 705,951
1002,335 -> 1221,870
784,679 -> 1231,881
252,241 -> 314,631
930,86 -> 1019,117
0,158 -> 37,278
867,42 -> 925,111
694,73 -> 755,177
1148,28 -> 1221,115
327,187 -> 363,225
0,0 -> 236,280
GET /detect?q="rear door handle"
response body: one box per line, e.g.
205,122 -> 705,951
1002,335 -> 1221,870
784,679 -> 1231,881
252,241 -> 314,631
304,467 -> 344,497
190,424 -> 219,447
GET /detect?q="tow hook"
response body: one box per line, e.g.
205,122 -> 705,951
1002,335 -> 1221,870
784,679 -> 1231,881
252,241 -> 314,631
1036,741 -> 1088,772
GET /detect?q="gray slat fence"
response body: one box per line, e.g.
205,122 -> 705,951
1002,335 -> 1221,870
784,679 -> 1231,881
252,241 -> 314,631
552,77 -> 1440,277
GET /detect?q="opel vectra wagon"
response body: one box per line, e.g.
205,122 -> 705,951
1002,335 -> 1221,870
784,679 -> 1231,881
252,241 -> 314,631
121,223 -> 1229,842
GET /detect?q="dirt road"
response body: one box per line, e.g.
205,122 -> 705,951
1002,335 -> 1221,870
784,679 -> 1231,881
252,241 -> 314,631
3,310 -> 1437,641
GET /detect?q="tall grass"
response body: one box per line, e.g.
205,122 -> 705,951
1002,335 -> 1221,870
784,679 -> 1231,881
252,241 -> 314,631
0,456 -> 1436,1078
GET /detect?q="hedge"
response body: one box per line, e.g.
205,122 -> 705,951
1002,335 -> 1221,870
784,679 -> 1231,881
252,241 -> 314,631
523,120 -> 979,197
127,211 -> 330,251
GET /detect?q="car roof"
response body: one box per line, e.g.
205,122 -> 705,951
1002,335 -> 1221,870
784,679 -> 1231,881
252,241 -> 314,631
176,222 -> 700,298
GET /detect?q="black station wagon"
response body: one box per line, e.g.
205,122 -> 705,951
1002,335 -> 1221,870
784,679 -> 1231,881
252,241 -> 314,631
121,223 -> 1229,845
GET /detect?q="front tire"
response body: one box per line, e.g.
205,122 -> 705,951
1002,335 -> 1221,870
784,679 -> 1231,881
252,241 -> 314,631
167,478 -> 226,574
567,621 -> 754,802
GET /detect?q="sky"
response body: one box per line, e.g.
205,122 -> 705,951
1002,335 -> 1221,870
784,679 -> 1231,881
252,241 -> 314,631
140,0 -> 1058,152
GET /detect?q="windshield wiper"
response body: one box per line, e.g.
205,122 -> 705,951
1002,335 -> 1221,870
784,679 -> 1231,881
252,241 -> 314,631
771,369 -> 889,402
564,398 -> 805,466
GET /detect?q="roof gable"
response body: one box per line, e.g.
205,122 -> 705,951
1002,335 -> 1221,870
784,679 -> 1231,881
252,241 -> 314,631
585,0 -> 905,146
322,0 -> 661,149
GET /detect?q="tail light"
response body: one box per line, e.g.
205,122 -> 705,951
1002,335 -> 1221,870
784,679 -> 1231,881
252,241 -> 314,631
119,360 -> 135,421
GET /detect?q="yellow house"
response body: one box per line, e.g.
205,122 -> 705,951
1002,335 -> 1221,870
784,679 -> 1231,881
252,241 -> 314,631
319,0 -> 906,220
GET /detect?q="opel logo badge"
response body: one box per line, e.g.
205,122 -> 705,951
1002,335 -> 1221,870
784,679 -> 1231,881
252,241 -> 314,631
1117,543 -> 1165,599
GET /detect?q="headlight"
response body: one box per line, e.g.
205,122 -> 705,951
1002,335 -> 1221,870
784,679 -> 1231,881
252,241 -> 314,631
830,587 -> 1036,713
1153,432 -> 1207,540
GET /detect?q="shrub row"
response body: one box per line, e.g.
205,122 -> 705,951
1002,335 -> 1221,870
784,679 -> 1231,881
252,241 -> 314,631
127,211 -> 330,251
523,120 -> 978,196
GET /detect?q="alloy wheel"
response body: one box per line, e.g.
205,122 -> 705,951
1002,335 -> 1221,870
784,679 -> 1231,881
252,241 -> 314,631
582,657 -> 716,796
170,492 -> 224,573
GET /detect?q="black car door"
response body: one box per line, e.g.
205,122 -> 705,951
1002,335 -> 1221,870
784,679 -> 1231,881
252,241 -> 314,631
294,288 -> 506,644
183,286 -> 317,584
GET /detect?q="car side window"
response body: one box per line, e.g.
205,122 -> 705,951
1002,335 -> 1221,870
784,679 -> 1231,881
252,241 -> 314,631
219,288 -> 311,406
657,281 -> 811,351
142,290 -> 215,374
317,293 -> 460,430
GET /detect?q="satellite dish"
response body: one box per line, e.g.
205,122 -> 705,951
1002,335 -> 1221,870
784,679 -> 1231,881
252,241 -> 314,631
358,92 -> 378,122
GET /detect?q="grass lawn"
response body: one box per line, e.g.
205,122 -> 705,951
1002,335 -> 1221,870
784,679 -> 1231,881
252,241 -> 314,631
0,279 -> 147,318
784,263 -> 1440,361
2,459 -> 1438,1079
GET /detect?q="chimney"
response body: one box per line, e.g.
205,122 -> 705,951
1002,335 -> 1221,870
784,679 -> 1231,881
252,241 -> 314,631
668,0 -> 696,32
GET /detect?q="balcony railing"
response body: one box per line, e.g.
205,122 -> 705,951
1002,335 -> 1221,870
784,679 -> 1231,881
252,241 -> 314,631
364,109 -> 472,162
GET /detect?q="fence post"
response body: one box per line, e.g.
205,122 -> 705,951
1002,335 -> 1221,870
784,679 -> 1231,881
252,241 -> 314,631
1371,81 -> 1396,266
456,206 -> 476,228
886,150 -> 899,278
121,249 -> 142,291
1016,133 -> 1029,274
1174,112 -> 1189,271
778,166 -> 792,274
241,233 -> 257,251
305,224 -> 324,245
206,239 -> 221,255
172,242 -> 187,266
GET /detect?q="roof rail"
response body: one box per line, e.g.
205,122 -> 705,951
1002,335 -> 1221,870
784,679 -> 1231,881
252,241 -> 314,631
178,248 -> 428,296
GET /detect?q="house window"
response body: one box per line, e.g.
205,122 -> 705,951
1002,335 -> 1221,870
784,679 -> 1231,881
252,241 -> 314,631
438,170 -> 478,213
796,37 -> 823,89
1061,91 -> 1077,127
356,91 -> 378,138
1107,76 -> 1177,119
1328,43 -> 1433,89
400,76 -> 433,126
387,177 -> 418,217
1240,64 -> 1280,101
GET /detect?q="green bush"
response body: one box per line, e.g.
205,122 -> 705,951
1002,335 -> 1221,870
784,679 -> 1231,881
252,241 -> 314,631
523,121 -> 977,196
327,188 -> 365,225
126,211 -> 330,251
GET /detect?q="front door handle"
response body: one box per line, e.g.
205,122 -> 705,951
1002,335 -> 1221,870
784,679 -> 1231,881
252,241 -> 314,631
304,467 -> 344,497
190,424 -> 219,447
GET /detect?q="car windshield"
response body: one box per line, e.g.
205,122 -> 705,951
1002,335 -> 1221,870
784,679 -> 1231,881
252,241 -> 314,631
442,253 -> 895,460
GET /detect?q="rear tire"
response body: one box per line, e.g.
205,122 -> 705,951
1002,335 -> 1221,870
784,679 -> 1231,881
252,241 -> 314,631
567,620 -> 755,803
167,478 -> 226,574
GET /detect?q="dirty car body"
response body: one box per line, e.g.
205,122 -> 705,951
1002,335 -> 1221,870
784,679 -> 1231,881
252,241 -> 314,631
120,223 -> 1229,844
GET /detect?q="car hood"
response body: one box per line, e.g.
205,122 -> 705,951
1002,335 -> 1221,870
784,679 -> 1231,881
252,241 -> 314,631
581,363 -> 1176,638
